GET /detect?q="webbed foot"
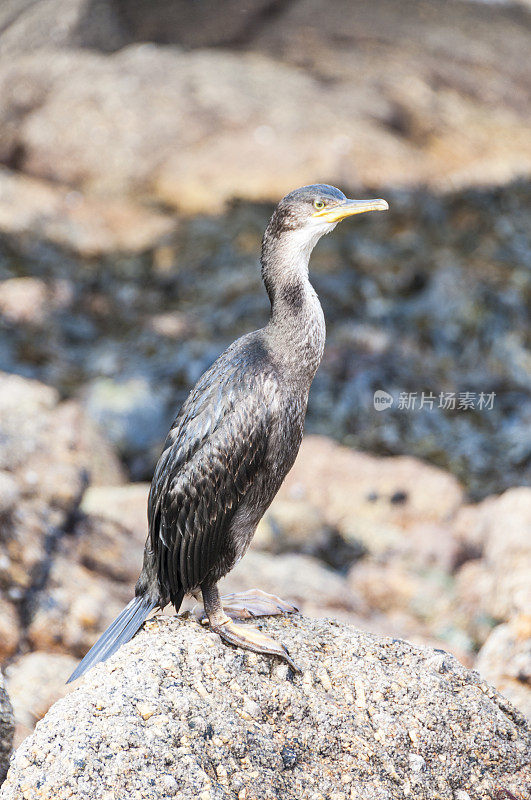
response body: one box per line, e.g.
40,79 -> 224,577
201,584 -> 300,672
211,616 -> 300,672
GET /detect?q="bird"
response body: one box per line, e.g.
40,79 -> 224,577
68,184 -> 388,682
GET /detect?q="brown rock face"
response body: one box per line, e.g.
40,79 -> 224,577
453,488 -> 531,628
0,169 -> 176,256
276,435 -> 463,563
475,617 -> 531,722
0,371 -> 125,666
0,0 -> 529,227
4,652 -> 77,747
1,616 -> 529,799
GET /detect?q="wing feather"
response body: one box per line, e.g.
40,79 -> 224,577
147,350 -> 276,605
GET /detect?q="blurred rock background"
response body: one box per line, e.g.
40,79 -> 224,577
0,0 -> 530,760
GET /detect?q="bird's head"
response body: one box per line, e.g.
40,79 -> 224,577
261,184 -> 389,303
263,184 -> 389,259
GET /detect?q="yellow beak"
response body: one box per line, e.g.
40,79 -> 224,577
313,198 -> 389,223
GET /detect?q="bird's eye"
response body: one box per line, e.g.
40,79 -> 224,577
314,200 -> 325,210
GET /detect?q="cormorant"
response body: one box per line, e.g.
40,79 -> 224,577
68,185 -> 388,682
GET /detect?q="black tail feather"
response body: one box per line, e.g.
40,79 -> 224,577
67,594 -> 158,683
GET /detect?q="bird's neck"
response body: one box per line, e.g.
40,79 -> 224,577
261,230 -> 326,384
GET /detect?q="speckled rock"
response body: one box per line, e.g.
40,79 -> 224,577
2,615 -> 529,799
0,673 -> 13,785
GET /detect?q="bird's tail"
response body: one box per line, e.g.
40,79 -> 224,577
67,594 -> 159,683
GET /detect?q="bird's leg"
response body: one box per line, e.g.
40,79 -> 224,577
194,588 -> 298,622
201,583 -> 300,672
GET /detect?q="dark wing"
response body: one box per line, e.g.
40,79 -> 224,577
147,345 -> 278,604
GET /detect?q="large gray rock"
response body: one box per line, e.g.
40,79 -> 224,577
0,674 -> 13,785
1,615 -> 529,799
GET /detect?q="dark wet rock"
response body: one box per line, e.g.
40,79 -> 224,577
2,182 -> 527,495
1,615 -> 529,799
0,673 -> 13,785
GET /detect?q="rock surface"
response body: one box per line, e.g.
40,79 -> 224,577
0,371 -> 124,666
1,615 -> 530,799
0,0 -> 529,228
475,618 -> 531,723
0,168 -> 176,256
453,487 -> 531,624
4,652 -> 76,748
0,673 -> 13,785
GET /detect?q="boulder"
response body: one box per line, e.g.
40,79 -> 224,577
275,435 -> 463,567
1,615 -> 529,799
4,652 -> 77,747
0,0 -> 529,217
0,673 -> 13,785
0,0 -> 277,56
453,488 -> 531,633
222,550 -> 367,618
79,483 -> 150,544
0,0 -> 127,57
0,168 -> 176,256
0,371 -> 124,661
475,618 -> 531,722
27,553 -> 132,657
0,371 -> 124,493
